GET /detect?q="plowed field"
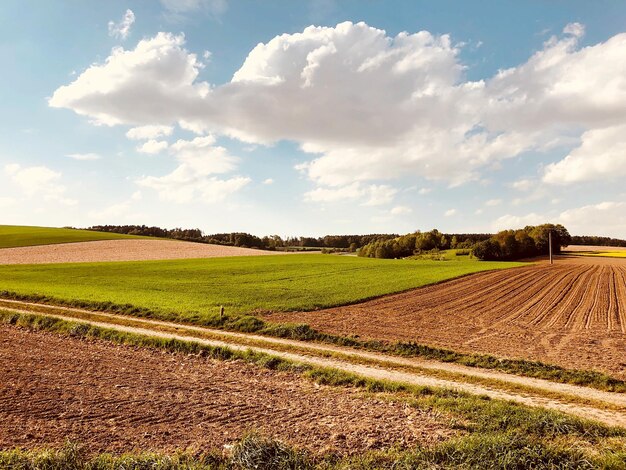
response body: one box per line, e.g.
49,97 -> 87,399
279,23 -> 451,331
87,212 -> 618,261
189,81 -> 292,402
269,256 -> 626,378
0,239 -> 287,264
0,327 -> 450,454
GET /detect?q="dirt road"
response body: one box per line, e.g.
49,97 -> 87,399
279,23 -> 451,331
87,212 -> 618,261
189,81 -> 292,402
2,299 -> 626,428
270,256 -> 626,379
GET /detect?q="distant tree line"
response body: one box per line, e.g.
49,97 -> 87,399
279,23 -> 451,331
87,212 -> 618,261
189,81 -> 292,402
358,230 -> 491,259
86,225 -> 397,251
570,235 -> 626,247
472,224 -> 571,261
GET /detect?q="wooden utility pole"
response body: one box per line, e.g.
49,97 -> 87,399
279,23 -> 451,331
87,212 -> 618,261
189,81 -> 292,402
549,230 -> 553,265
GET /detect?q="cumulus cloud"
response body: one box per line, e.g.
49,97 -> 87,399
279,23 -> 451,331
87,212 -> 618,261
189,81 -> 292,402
4,164 -> 76,205
66,153 -> 101,161
137,135 -> 250,203
49,33 -> 208,126
543,124 -> 626,184
444,209 -> 457,217
262,178 -> 274,185
126,125 -> 174,140
50,21 -> 626,197
108,9 -> 135,40
485,198 -> 502,207
137,139 -> 169,154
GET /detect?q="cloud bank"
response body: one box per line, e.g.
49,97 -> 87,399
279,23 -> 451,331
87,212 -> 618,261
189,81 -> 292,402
49,21 -> 626,225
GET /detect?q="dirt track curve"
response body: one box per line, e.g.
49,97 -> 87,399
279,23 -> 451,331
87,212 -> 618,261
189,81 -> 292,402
269,256 -> 626,379
2,299 -> 626,428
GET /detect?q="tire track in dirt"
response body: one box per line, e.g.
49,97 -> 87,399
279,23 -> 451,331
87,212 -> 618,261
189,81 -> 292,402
2,326 -> 449,453
3,301 -> 626,428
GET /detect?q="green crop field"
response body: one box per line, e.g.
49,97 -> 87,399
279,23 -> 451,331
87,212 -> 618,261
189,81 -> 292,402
0,254 -> 524,320
0,225 -> 143,248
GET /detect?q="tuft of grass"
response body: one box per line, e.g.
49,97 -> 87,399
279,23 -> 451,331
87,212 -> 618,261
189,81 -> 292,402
230,433 -> 313,470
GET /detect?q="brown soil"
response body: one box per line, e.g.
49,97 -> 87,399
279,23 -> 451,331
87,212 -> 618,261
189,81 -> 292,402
268,257 -> 626,379
0,239 -> 289,265
0,326 -> 451,454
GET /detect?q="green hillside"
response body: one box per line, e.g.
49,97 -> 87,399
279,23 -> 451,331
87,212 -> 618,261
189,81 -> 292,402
0,225 -> 144,249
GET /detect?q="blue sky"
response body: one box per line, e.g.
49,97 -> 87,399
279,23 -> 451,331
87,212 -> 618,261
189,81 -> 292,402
1,1 -> 625,237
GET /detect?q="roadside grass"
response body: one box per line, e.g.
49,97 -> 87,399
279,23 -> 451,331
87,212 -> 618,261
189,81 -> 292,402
1,310 -> 625,469
0,224 -> 144,248
2,292 -> 625,394
0,254 -> 524,315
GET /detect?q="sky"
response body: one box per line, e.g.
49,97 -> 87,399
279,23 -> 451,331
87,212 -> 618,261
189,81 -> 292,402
1,1 -> 625,238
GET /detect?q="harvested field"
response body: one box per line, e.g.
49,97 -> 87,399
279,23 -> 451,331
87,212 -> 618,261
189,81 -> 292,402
0,326 -> 450,454
0,239 -> 287,264
268,256 -> 626,379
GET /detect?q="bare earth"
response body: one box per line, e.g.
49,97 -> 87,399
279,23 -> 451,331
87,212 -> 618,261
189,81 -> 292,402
565,245 -> 626,252
0,326 -> 450,454
269,256 -> 626,379
0,239 -> 287,264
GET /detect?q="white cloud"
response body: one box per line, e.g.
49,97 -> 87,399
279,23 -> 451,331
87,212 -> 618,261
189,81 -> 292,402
418,188 -> 432,195
50,22 -> 626,197
511,179 -> 534,191
137,135 -> 250,203
126,125 -> 174,140
543,124 -> 626,184
108,9 -> 135,40
66,153 -> 101,161
137,139 -> 169,154
262,178 -> 274,185
558,201 -> 626,237
303,182 -> 396,206
49,33 -> 208,126
563,22 -> 585,38
390,205 -> 412,215
362,184 -> 397,206
444,209 -> 457,217
485,198 -> 502,207
4,164 -> 76,205
491,201 -> 626,238
491,213 -> 546,231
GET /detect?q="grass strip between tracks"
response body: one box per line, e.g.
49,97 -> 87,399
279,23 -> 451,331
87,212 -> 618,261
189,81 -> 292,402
1,291 -> 625,394
2,308 -> 626,469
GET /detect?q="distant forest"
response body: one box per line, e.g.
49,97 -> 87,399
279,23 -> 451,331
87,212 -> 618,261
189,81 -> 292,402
86,224 -> 626,260
85,225 -> 490,252
570,235 -> 626,247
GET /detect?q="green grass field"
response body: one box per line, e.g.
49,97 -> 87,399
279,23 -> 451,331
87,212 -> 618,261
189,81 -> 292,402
0,254 -> 524,319
0,225 -> 144,248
